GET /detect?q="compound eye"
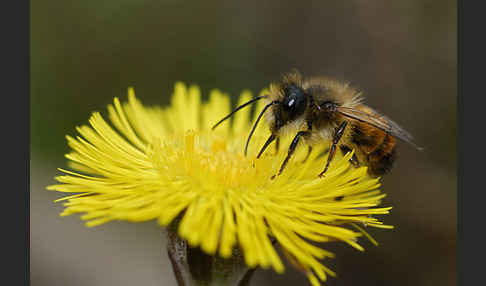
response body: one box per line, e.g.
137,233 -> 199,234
283,84 -> 307,118
291,95 -> 306,114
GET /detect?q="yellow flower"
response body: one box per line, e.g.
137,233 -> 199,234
47,83 -> 393,286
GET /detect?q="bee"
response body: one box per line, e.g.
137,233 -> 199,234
212,71 -> 422,178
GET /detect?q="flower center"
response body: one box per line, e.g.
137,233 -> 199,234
152,131 -> 277,194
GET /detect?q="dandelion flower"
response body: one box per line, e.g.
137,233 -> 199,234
47,83 -> 393,286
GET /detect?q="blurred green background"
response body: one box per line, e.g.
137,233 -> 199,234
31,1 -> 456,285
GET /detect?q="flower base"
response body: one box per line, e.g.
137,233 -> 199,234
167,221 -> 255,286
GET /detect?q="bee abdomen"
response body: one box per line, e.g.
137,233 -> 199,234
367,133 -> 397,176
351,124 -> 386,154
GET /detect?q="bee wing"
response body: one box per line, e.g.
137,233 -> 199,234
337,106 -> 423,150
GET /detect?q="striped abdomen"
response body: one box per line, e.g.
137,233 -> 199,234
350,122 -> 397,177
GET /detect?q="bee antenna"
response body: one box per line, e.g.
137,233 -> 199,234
244,101 -> 280,156
212,95 -> 267,130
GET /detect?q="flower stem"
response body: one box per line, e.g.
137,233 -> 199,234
166,221 -> 255,286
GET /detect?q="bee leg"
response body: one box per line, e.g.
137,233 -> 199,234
301,146 -> 313,163
340,145 -> 360,167
271,131 -> 310,179
349,153 -> 360,167
319,121 -> 348,177
257,134 -> 277,159
275,137 -> 280,155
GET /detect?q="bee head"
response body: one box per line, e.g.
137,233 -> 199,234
274,84 -> 308,127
